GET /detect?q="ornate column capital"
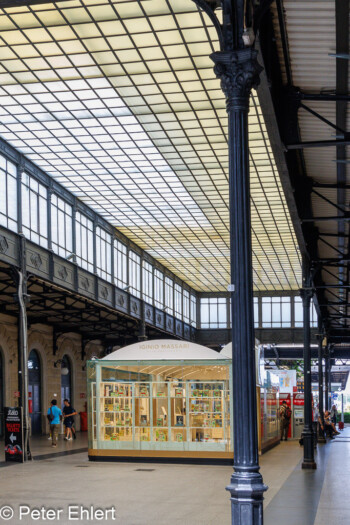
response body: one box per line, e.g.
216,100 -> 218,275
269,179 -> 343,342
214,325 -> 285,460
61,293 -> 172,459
211,47 -> 263,112
299,287 -> 313,307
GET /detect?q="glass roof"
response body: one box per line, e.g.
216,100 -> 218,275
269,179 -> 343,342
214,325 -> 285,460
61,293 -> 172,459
0,0 -> 301,291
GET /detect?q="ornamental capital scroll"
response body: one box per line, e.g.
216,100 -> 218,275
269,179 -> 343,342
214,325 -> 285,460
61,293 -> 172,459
299,287 -> 314,307
211,48 -> 262,112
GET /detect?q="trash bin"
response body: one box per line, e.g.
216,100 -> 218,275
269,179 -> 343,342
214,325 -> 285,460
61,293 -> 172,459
339,421 -> 344,430
79,411 -> 88,432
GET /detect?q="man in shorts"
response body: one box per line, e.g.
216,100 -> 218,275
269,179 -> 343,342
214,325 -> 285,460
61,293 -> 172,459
47,399 -> 62,447
62,399 -> 77,441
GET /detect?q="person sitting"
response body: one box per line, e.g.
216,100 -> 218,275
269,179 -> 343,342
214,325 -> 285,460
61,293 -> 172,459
330,404 -> 338,426
320,410 -> 340,439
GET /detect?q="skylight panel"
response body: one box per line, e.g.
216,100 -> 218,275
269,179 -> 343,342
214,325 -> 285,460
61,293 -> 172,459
0,0 -> 301,292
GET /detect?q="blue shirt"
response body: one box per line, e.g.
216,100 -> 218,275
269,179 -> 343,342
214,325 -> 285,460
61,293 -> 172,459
47,405 -> 62,425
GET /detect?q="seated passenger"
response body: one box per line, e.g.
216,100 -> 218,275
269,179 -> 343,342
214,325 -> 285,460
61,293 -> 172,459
321,411 -> 340,439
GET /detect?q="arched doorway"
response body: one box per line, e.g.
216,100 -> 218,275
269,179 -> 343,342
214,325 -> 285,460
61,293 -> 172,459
28,350 -> 42,435
0,349 -> 4,438
61,355 -> 72,405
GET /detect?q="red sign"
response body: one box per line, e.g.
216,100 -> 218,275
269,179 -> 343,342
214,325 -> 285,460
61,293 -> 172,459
13,391 -> 20,398
293,393 -> 305,406
5,407 -> 23,463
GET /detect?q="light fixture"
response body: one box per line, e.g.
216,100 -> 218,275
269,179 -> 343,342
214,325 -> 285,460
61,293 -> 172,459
242,27 -> 255,47
54,359 -> 69,375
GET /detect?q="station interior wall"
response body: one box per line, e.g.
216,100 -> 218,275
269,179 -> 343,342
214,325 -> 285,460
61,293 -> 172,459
0,313 -> 103,434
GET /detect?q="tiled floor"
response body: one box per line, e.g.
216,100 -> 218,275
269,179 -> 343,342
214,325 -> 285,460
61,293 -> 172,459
265,426 -> 350,525
313,430 -> 350,525
0,429 -> 348,524
0,432 -> 88,464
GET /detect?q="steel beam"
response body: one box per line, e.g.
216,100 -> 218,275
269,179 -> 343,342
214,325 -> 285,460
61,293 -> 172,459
302,215 -> 350,223
286,138 -> 350,149
298,92 -> 350,102
0,0 -> 72,6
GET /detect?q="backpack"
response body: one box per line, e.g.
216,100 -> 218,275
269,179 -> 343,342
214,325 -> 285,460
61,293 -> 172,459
47,407 -> 54,423
285,407 -> 292,419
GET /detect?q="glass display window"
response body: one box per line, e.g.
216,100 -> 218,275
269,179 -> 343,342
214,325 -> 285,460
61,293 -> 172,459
87,350 -> 232,459
259,370 -> 280,452
90,370 -> 232,451
97,381 -> 133,443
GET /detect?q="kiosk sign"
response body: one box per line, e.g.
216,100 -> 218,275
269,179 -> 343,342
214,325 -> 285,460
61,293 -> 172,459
4,407 -> 24,462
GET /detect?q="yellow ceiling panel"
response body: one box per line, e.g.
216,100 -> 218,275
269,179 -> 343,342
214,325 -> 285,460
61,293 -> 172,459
0,0 -> 301,292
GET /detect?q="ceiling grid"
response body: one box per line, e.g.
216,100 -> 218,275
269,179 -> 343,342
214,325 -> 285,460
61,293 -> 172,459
0,0 -> 301,291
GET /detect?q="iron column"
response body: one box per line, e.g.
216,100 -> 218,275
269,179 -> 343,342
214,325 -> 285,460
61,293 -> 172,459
213,47 -> 267,522
300,262 -> 316,469
191,1 -> 267,521
324,351 -> 329,412
327,355 -> 332,410
17,235 -> 31,461
317,318 -> 326,443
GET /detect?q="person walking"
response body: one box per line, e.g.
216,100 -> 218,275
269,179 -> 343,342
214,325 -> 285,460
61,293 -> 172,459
47,399 -> 62,448
279,400 -> 291,441
62,399 -> 77,441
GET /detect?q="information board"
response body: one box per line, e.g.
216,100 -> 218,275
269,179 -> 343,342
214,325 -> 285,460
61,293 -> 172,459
4,407 -> 24,463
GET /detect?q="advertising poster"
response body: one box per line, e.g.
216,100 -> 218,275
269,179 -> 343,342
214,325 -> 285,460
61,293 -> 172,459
4,406 -> 24,463
270,370 -> 297,393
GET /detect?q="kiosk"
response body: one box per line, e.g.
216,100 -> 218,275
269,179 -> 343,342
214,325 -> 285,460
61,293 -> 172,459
221,342 -> 280,453
87,340 -> 232,463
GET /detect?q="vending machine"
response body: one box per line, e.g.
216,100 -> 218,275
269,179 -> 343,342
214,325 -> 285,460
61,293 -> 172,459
279,393 -> 292,438
293,393 -> 304,439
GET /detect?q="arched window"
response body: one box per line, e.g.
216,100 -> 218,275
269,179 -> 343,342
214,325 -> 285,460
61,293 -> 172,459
61,354 -> 72,405
28,349 -> 42,435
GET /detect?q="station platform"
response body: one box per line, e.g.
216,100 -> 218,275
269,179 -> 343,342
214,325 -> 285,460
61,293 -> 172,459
0,429 -> 348,524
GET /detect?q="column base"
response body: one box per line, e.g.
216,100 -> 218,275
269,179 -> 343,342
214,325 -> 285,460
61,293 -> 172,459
302,460 -> 317,469
226,471 -> 268,525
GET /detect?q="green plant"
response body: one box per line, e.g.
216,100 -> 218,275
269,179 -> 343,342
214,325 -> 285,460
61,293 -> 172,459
337,413 -> 350,423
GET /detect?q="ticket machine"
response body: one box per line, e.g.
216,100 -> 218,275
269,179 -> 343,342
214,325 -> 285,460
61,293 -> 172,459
279,393 -> 292,438
293,393 -> 304,439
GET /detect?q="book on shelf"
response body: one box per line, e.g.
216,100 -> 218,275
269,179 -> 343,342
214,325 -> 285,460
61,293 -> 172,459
139,386 -> 149,397
174,388 -> 183,398
176,415 -> 184,426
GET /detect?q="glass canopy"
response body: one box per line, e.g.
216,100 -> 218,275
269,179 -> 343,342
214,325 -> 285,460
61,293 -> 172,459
0,0 -> 301,291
